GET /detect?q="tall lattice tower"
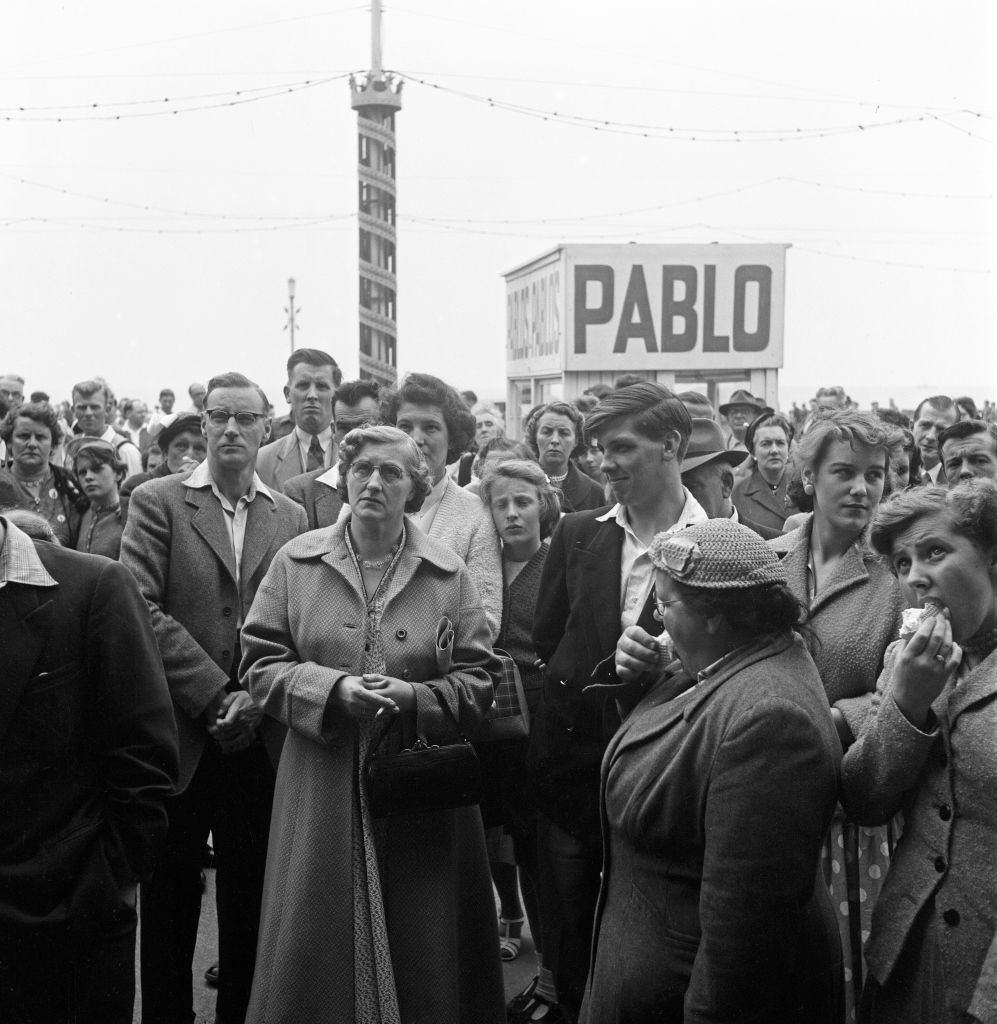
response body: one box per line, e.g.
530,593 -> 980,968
350,0 -> 401,386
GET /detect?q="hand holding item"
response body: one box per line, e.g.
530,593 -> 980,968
332,674 -> 400,719
615,625 -> 670,683
893,606 -> 961,729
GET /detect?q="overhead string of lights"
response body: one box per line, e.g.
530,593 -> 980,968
2,165 -> 989,230
401,73 -> 993,143
718,227 -> 991,275
0,216 -> 352,233
0,73 -> 351,122
3,65 -> 991,141
394,68 -> 993,114
0,170 -> 354,221
402,217 -> 990,274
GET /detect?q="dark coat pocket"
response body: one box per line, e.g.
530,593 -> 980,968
6,663 -> 83,770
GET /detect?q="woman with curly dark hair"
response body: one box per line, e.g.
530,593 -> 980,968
842,480 -> 997,1022
380,373 -> 503,638
0,401 -> 86,545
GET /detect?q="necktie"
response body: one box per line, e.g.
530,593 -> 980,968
306,435 -> 324,472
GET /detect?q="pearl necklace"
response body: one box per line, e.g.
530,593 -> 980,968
547,471 -> 568,486
15,470 -> 46,492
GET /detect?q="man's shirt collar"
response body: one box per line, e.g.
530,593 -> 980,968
294,425 -> 333,447
0,517 -> 58,589
595,487 -> 709,532
185,458 -> 275,507
317,460 -> 340,488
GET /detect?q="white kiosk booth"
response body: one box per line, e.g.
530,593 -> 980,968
503,243 -> 789,433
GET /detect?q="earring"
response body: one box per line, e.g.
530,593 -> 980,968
803,482 -> 814,495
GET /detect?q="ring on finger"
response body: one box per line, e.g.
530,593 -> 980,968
934,652 -> 946,662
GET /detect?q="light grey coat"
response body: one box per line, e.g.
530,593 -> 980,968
841,644 -> 997,1023
240,517 -> 505,1024
770,515 -> 903,737
255,432 -> 309,494
421,478 -> 503,642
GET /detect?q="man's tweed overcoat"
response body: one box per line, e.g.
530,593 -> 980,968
120,472 -> 307,790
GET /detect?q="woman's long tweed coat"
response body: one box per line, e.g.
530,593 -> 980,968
240,517 -> 505,1024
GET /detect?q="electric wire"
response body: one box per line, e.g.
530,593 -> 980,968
401,73 -> 989,143
0,74 -> 350,122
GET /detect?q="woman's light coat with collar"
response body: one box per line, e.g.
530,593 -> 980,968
238,514 -> 505,1024
769,513 -> 904,738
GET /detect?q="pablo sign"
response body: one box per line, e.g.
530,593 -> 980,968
564,244 -> 787,371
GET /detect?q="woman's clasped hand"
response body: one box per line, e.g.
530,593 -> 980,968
330,673 -> 415,718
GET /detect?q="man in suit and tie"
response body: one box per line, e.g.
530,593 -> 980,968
523,382 -> 708,1024
283,378 -> 380,529
255,348 -> 342,493
912,394 -> 957,485
0,516 -> 178,1022
121,371 -> 307,1024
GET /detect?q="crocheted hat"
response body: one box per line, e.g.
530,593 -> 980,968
649,519 -> 787,590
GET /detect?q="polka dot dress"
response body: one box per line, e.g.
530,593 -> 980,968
821,811 -> 896,1022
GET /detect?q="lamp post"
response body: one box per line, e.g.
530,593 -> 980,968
283,277 -> 300,352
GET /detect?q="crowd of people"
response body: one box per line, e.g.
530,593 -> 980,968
0,356 -> 995,1024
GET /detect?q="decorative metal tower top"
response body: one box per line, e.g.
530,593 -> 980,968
349,0 -> 402,386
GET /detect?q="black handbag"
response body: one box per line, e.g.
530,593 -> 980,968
365,686 -> 483,819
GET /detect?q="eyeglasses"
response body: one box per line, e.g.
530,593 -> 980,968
348,459 -> 406,483
205,409 -> 267,428
652,595 -> 686,622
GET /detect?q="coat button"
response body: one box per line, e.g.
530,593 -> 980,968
396,629 -> 407,640
222,650 -> 230,661
934,856 -> 946,873
938,804 -> 952,821
943,908 -> 960,927
223,607 -> 232,617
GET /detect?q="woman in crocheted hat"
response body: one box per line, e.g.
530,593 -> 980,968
580,518 -> 843,1024
840,479 -> 997,1023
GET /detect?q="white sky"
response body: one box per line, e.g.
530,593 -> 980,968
3,1 -> 995,414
